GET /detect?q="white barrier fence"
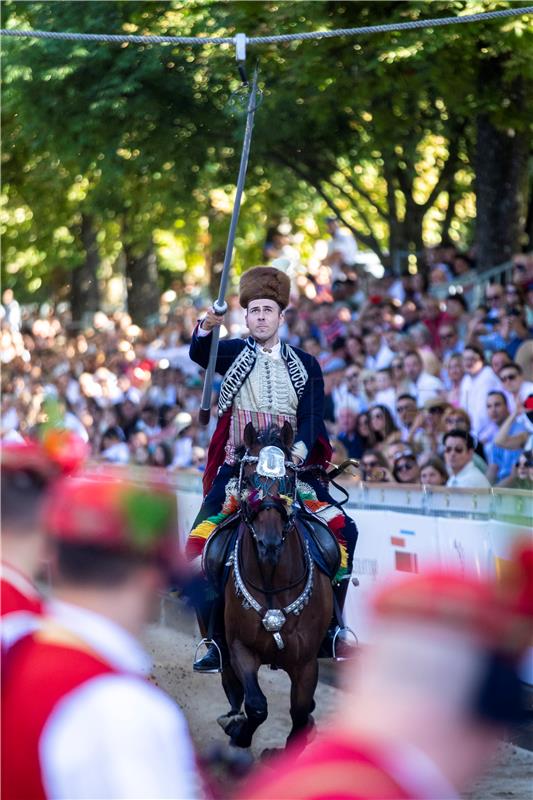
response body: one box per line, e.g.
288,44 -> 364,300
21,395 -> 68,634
172,471 -> 532,646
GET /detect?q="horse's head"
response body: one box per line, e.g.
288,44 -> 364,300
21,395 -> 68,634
238,421 -> 296,566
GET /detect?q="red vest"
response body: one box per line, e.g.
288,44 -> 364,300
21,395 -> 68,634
239,733 -> 416,800
1,565 -> 43,617
2,627 -> 117,800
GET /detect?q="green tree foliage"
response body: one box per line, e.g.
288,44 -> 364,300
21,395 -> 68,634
2,0 -> 531,317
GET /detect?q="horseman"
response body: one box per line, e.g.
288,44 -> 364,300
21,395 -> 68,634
187,264 -> 358,672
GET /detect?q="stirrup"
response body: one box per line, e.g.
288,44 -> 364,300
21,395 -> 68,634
332,626 -> 358,662
193,638 -> 223,673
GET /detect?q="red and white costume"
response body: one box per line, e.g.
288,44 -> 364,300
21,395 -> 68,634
1,561 -> 43,650
240,732 -> 458,800
2,600 -> 201,799
1,561 -> 43,617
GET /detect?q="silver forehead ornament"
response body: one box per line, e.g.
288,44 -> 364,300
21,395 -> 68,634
256,446 -> 286,478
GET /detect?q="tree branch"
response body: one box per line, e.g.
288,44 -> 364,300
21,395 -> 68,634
272,151 -> 385,260
318,151 -> 389,220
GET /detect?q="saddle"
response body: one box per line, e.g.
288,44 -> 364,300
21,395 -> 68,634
201,508 -> 341,587
293,511 -> 341,580
202,512 -> 241,589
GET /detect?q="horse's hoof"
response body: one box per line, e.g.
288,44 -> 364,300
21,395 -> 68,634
217,711 -> 246,733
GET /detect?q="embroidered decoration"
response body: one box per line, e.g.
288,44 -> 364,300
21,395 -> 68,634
282,343 -> 308,398
217,340 -> 309,416
217,338 -> 257,416
187,479 -> 348,583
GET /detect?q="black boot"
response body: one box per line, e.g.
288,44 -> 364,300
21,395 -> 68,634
193,642 -> 223,673
192,589 -> 226,673
318,579 -> 357,659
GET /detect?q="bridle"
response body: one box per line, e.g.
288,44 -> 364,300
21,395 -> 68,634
231,444 -> 314,650
238,448 -> 298,545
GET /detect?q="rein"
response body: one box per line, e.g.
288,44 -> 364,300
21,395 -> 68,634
238,522 -> 309,596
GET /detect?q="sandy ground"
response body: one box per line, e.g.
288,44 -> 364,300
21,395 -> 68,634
145,603 -> 533,799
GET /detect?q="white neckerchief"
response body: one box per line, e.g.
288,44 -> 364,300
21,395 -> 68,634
257,340 -> 281,360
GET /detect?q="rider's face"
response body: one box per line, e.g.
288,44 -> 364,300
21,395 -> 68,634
246,299 -> 283,345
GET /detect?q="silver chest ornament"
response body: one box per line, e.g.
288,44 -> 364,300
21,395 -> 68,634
261,609 -> 287,650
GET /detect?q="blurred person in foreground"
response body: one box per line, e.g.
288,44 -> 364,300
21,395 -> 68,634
1,432 -> 87,632
1,471 -> 202,800
240,545 -> 532,800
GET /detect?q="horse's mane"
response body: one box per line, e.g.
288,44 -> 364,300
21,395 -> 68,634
235,424 -> 292,460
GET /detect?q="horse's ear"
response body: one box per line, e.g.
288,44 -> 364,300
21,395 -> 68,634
280,421 -> 294,450
243,422 -> 257,450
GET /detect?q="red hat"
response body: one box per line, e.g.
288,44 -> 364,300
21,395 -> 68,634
372,547 -> 533,659
1,430 -> 87,479
42,470 -> 178,560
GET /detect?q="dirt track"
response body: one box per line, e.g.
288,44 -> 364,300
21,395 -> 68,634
145,607 -> 533,799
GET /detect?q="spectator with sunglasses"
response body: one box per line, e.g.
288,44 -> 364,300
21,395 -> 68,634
444,430 -> 491,489
497,450 -> 533,489
441,408 -> 488,471
395,394 -> 418,441
498,362 -> 533,414
407,398 -> 449,456
359,450 -> 392,483
392,450 -> 420,484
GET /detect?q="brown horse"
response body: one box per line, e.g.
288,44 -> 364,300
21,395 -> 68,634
217,421 -> 333,751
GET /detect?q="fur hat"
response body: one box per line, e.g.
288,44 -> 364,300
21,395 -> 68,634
239,266 -> 290,310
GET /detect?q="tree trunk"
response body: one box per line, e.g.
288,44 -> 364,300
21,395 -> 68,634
70,214 -> 100,326
474,56 -> 529,271
475,115 -> 529,269
124,243 -> 160,325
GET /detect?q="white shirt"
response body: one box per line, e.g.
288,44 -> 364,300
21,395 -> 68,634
36,601 -> 201,800
365,342 -> 394,372
411,372 -> 445,406
459,367 -> 500,436
375,387 -> 397,415
505,380 -> 533,413
447,460 -> 491,489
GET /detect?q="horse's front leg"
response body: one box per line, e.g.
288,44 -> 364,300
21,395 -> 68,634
286,657 -> 319,752
226,640 -> 268,748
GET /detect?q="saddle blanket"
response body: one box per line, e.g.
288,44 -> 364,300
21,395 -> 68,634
188,479 -> 348,583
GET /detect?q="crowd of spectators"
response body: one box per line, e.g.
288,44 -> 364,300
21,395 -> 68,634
2,233 -> 533,492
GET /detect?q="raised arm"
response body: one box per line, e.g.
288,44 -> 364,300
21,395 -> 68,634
189,308 -> 244,376
493,406 -> 529,451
